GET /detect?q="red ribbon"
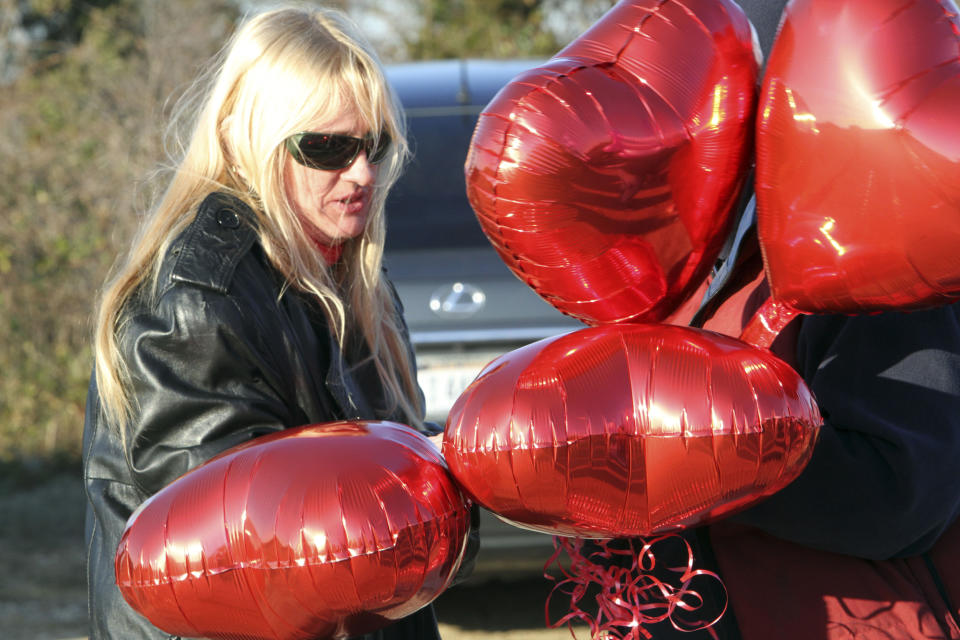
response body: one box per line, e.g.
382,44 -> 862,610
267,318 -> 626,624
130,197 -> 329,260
544,536 -> 727,639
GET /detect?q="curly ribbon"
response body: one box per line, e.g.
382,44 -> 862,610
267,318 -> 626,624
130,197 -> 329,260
544,536 -> 727,639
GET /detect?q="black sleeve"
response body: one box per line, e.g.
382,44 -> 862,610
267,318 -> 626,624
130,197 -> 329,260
121,284 -> 294,496
730,304 -> 960,559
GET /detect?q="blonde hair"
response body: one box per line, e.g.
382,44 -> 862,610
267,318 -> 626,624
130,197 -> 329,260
94,5 -> 424,432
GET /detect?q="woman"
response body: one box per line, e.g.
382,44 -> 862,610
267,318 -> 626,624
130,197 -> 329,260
82,6 -> 471,639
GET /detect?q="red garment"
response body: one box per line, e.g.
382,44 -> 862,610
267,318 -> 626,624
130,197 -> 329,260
314,240 -> 343,265
711,522 -> 960,640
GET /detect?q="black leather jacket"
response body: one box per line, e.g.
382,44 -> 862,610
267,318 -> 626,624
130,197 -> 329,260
83,192 -> 473,639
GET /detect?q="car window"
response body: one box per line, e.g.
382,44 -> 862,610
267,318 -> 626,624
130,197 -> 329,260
385,109 -> 490,252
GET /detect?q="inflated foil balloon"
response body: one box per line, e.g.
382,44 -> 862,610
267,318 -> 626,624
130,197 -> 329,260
444,324 -> 821,539
465,0 -> 758,326
115,421 -> 470,640
755,0 -> 960,319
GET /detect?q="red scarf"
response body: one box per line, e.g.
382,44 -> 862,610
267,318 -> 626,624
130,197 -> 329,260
314,240 -> 343,265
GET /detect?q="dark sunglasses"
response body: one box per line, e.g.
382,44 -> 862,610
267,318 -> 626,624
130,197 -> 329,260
284,131 -> 391,171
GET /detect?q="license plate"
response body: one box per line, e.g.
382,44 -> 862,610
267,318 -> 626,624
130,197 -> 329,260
417,352 -> 500,421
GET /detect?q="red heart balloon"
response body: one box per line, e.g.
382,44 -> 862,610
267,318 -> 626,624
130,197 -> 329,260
464,0 -> 758,325
115,421 -> 470,640
756,0 -> 960,313
443,324 -> 821,538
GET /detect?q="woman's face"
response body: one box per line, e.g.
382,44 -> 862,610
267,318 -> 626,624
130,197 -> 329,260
283,108 -> 379,246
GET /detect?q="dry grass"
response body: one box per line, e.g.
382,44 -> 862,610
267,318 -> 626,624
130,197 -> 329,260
0,0 -> 237,462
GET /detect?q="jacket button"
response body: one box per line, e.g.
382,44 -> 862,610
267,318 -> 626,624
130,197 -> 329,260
217,208 -> 240,229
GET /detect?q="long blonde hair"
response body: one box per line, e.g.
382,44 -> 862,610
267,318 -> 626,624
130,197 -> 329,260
94,5 -> 424,431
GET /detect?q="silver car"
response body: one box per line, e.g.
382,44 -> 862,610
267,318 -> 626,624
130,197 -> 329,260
384,59 -> 586,580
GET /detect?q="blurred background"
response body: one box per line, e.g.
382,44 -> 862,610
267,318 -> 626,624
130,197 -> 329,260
0,0 -> 617,638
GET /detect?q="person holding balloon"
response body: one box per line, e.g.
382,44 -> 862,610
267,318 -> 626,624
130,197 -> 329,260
454,0 -> 960,638
676,0 -> 960,637
82,5 -> 475,639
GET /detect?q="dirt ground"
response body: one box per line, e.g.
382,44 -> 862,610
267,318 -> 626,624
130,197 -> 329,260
0,468 -> 587,640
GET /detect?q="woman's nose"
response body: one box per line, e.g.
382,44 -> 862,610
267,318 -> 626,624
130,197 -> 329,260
343,151 -> 376,185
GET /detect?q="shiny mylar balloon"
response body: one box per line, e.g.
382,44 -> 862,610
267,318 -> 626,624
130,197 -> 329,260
756,0 -> 960,314
444,324 -> 820,538
464,0 -> 758,326
115,421 -> 470,640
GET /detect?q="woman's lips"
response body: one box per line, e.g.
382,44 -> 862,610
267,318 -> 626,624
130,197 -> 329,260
336,191 -> 366,214
341,195 -> 365,214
